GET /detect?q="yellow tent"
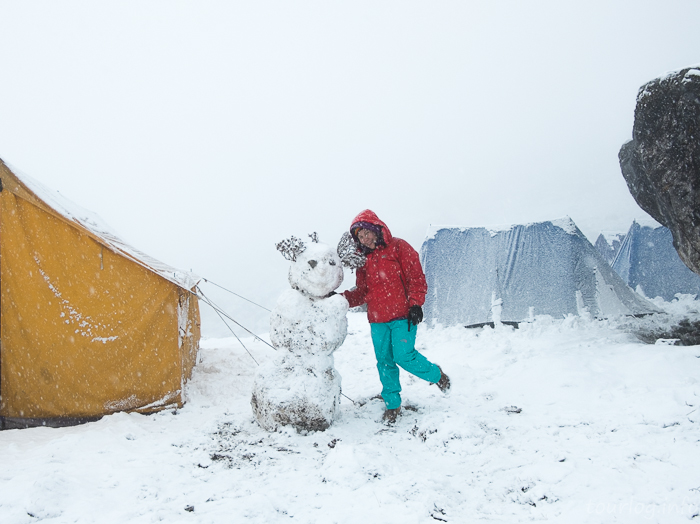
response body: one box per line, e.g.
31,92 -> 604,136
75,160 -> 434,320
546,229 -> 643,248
0,159 -> 200,429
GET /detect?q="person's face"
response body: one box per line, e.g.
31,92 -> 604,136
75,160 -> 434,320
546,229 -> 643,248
357,229 -> 378,249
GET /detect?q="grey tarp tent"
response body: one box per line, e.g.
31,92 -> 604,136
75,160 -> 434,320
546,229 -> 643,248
594,232 -> 626,266
420,218 -> 659,327
612,221 -> 700,301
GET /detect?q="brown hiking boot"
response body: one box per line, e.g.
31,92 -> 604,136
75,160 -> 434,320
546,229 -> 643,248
382,407 -> 401,424
436,367 -> 450,393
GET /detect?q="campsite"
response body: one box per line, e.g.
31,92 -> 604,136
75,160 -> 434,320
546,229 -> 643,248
1,163 -> 700,522
2,2 -> 700,523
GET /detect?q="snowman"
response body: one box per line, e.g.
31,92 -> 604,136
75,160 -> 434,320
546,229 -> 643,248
251,233 -> 350,432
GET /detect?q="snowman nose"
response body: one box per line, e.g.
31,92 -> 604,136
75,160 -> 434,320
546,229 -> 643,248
308,260 -> 317,268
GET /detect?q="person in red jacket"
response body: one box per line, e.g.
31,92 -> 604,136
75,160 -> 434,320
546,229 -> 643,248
342,210 -> 450,423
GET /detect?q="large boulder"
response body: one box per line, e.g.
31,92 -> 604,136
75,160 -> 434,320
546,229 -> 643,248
619,66 -> 700,275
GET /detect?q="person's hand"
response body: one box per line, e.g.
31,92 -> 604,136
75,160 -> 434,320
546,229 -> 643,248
408,305 -> 423,331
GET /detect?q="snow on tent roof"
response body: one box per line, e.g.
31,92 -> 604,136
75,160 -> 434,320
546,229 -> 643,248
1,160 -> 199,290
420,217 -> 659,327
612,221 -> 700,301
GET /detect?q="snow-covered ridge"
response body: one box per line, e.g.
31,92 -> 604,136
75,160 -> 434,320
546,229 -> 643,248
6,161 -> 200,290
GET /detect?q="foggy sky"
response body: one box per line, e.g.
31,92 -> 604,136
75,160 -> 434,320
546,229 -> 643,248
1,1 -> 699,336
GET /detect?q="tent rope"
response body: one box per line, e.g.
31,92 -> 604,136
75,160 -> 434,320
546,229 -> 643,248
195,286 -> 276,352
201,292 -> 260,367
192,286 -> 357,405
341,392 -> 357,404
200,278 -> 272,312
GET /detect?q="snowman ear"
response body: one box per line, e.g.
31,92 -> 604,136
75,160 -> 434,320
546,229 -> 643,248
337,231 -> 366,269
276,236 -> 306,262
308,232 -> 319,243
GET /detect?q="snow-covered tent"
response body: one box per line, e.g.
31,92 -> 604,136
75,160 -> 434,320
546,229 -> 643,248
0,159 -> 201,429
594,232 -> 626,266
612,221 -> 700,301
420,218 -> 659,327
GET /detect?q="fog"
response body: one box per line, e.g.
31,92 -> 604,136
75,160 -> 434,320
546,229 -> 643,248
1,1 -> 698,336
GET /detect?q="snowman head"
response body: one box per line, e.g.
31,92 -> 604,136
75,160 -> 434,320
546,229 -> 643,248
276,234 -> 344,298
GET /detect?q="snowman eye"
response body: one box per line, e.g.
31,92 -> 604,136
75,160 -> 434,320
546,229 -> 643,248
308,260 -> 317,268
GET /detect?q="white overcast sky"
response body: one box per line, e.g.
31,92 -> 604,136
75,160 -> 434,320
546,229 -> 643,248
1,1 -> 699,335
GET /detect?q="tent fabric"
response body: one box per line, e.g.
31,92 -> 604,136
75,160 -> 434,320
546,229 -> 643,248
594,232 -> 626,266
1,160 -> 199,289
612,222 -> 700,301
0,159 -> 200,422
420,218 -> 659,327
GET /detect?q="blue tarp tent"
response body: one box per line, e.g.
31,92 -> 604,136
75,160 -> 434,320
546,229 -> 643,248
420,218 -> 659,327
611,222 -> 700,301
594,232 -> 625,266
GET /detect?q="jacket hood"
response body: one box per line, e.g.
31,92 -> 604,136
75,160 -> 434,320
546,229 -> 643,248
350,209 -> 394,245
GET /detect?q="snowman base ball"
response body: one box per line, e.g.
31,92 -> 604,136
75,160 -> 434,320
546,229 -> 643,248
251,353 -> 342,432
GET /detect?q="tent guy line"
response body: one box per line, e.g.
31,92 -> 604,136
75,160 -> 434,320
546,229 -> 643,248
200,278 -> 272,312
201,292 -> 259,367
195,286 -> 270,352
193,284 -> 361,403
194,286 -> 359,405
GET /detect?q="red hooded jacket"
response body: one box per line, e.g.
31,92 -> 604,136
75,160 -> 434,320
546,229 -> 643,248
343,210 -> 428,324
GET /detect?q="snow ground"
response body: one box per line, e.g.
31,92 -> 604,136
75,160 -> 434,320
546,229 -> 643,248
2,299 -> 700,523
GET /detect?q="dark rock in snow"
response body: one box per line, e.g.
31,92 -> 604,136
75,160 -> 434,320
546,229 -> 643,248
633,318 -> 700,346
619,66 -> 700,276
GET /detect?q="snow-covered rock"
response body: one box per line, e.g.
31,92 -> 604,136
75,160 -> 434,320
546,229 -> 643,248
619,65 -> 700,276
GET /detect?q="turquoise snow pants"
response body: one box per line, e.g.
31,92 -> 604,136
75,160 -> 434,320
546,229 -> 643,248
370,319 -> 442,410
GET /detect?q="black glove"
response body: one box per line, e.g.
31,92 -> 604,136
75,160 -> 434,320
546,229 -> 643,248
408,305 -> 423,331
